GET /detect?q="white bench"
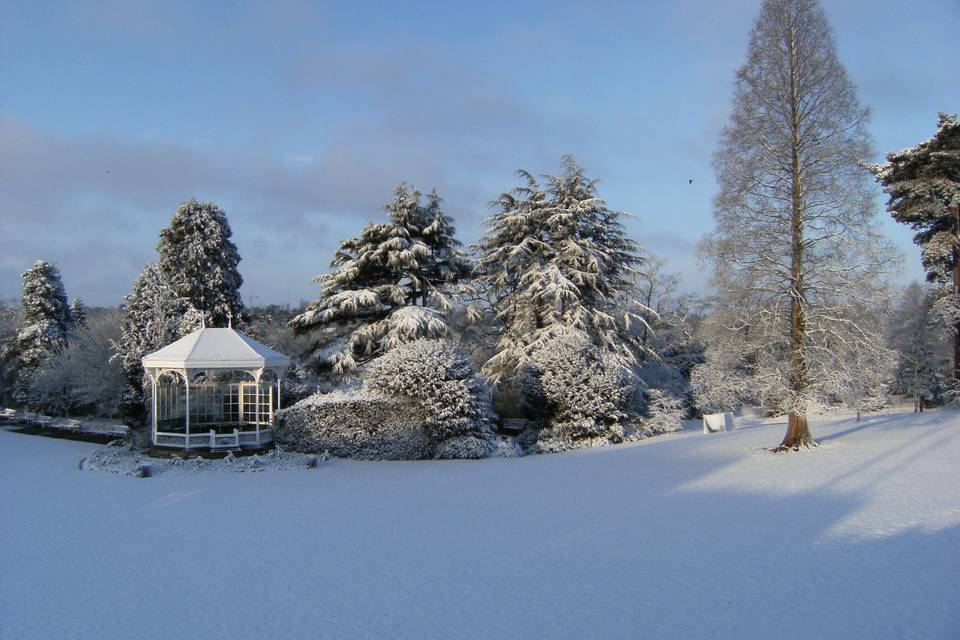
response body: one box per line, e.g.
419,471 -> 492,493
703,412 -> 734,434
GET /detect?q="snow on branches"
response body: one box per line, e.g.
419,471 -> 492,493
870,113 -> 960,285
475,156 -> 650,381
14,260 -> 70,401
156,199 -> 247,328
517,327 -> 637,452
291,184 -> 471,373
365,338 -> 498,459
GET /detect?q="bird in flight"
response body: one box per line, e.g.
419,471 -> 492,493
688,179 -> 693,184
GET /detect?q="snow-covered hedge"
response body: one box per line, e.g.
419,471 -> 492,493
365,338 -> 498,459
519,328 -> 635,453
275,391 -> 432,460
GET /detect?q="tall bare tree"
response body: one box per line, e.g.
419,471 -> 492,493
702,0 -> 894,450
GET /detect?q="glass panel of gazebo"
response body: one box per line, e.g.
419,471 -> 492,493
155,371 -> 278,435
156,373 -> 186,432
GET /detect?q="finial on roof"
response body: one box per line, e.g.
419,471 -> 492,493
228,315 -> 232,329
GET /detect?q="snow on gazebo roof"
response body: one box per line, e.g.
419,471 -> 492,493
141,327 -> 290,372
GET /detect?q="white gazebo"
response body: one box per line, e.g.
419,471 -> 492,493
142,327 -> 290,451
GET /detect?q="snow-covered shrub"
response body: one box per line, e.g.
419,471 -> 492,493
364,338 -> 498,459
519,328 -> 635,453
275,391 -> 432,460
634,360 -> 689,435
636,388 -> 687,437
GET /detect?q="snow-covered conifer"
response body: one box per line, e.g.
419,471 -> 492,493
475,156 -> 649,380
156,199 -> 247,328
115,263 -> 193,399
870,114 -> 960,378
69,297 -> 87,329
887,283 -> 949,411
0,299 -> 20,405
13,260 -> 70,401
291,185 -> 470,373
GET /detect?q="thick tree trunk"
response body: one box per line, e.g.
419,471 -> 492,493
778,413 -> 816,450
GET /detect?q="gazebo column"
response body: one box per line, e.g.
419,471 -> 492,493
150,369 -> 158,445
184,370 -> 190,449
254,369 -> 262,445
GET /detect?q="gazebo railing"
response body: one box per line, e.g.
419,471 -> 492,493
154,426 -> 273,450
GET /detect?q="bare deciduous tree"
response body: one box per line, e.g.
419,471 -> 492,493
701,0 -> 896,450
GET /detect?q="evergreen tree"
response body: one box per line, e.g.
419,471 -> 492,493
0,299 -> 22,406
14,260 -> 70,402
69,297 -> 87,329
291,184 -> 470,373
475,156 -> 648,380
701,0 -> 893,450
870,114 -> 960,378
115,263 -> 193,400
887,283 -> 947,411
156,199 -> 246,328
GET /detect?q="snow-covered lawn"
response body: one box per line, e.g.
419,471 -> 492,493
2,410 -> 958,640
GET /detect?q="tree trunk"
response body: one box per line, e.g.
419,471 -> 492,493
778,412 -> 815,450
775,20 -> 816,453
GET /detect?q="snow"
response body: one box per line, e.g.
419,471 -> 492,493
2,410 -> 959,639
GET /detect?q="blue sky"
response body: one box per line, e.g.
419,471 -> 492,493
1,0 -> 958,306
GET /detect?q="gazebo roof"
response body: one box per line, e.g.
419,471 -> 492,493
141,327 -> 290,372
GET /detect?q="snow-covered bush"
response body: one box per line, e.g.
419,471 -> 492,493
613,361 -> 689,439
275,391 -> 432,460
519,328 -> 635,453
28,311 -> 128,417
364,338 -> 497,459
636,388 -> 687,437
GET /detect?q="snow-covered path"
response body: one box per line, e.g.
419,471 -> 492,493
2,411 -> 958,639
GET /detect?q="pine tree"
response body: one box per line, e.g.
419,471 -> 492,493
290,184 -> 470,373
870,114 -> 960,378
703,0 -> 894,450
475,156 -> 648,380
14,260 -> 70,402
156,199 -> 247,328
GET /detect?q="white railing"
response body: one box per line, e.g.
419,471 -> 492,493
154,427 -> 273,450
